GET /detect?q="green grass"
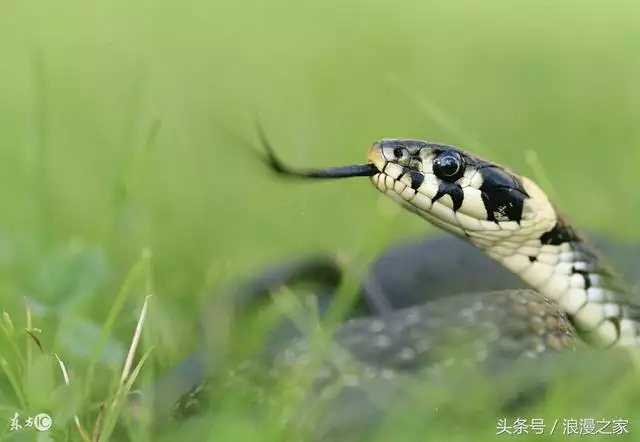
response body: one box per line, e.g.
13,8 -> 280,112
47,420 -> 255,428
1,0 -> 640,440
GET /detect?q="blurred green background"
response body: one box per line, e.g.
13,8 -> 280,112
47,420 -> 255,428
1,0 -> 639,440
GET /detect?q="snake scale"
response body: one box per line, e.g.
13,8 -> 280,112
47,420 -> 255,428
167,134 -> 640,433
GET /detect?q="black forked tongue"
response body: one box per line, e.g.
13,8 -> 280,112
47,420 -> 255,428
256,124 -> 378,180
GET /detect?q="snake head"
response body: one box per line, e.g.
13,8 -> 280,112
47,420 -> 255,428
366,139 -> 557,241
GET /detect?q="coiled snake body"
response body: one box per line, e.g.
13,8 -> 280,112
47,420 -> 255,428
170,136 -> 640,424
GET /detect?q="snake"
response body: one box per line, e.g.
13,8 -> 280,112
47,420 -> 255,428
166,133 -> 640,431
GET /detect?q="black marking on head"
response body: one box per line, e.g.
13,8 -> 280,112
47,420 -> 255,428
540,221 -> 580,246
478,167 -> 528,222
431,182 -> 464,211
528,256 -> 537,263
408,170 -> 425,190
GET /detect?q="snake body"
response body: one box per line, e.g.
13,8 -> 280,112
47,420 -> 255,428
167,136 -> 640,426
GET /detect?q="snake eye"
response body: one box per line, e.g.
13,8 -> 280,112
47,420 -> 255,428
433,149 -> 465,181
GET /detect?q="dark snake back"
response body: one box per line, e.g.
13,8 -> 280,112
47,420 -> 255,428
172,289 -> 575,422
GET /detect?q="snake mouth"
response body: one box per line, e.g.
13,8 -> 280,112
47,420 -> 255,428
367,141 -> 480,236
